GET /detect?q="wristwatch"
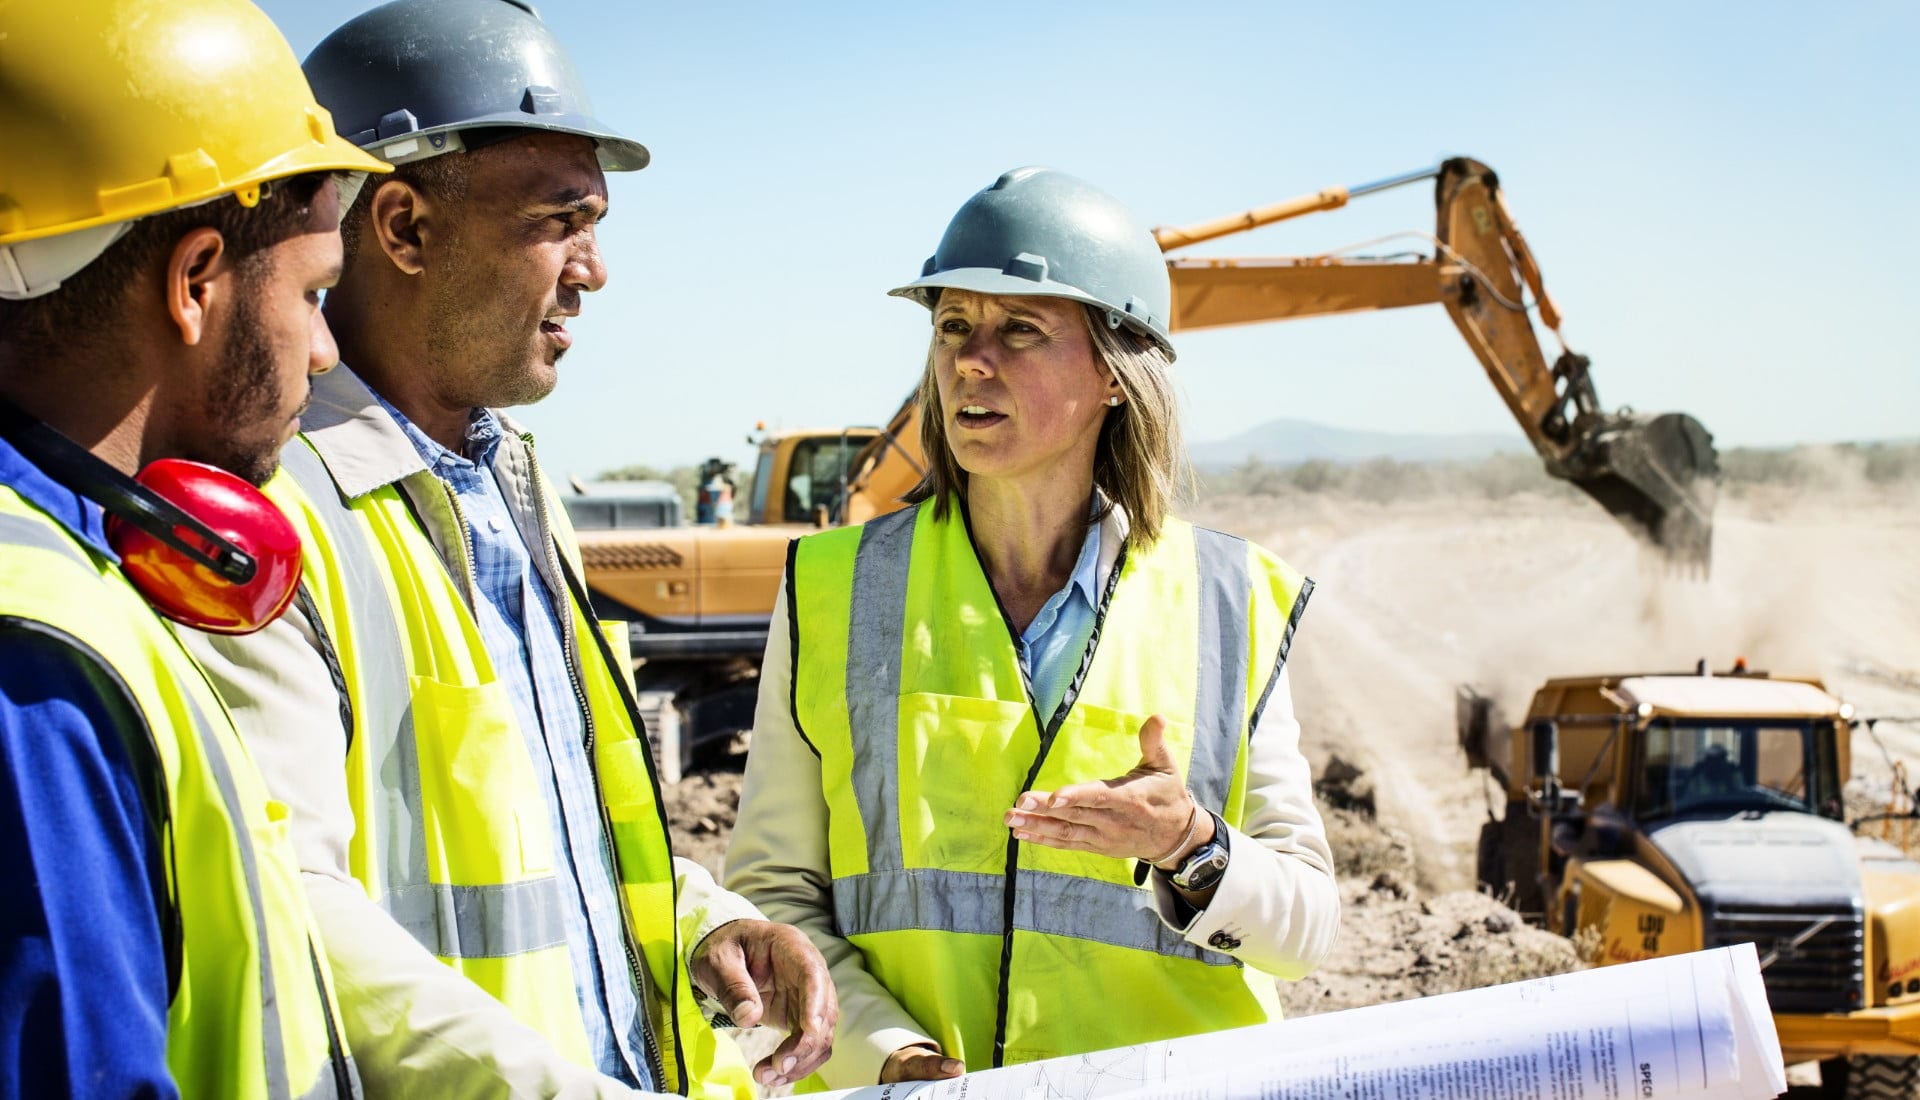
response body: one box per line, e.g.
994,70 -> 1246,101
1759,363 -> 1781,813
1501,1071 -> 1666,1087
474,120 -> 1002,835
1168,818 -> 1231,892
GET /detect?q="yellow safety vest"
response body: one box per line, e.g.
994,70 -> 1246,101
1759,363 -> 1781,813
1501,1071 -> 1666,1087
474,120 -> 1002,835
0,488 -> 356,1100
790,501 -> 1309,1071
269,438 -> 751,1099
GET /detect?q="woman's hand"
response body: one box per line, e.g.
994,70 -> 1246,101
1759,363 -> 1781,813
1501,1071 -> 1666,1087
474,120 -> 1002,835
1004,714 -> 1213,863
881,1044 -> 964,1083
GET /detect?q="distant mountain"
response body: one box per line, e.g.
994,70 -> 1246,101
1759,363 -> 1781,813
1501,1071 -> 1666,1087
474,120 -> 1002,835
1189,418 -> 1526,470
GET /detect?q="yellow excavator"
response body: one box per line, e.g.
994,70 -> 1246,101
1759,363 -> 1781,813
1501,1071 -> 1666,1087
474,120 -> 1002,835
576,157 -> 1721,775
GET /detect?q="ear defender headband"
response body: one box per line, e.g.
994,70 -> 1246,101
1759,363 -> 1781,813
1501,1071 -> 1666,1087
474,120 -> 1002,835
0,401 -> 301,635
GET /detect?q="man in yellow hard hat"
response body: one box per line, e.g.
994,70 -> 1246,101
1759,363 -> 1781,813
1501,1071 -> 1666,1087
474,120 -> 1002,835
0,0 -> 388,1095
181,2 -> 836,1097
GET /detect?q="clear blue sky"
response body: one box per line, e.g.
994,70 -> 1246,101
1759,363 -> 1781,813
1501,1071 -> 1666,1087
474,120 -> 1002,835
260,1 -> 1918,482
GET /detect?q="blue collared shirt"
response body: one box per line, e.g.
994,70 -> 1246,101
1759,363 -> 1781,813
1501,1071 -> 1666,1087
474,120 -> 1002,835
0,434 -> 178,1098
377,397 -> 654,1088
1016,519 -> 1101,725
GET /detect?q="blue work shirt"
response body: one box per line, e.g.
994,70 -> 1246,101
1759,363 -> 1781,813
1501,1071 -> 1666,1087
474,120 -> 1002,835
378,398 -> 654,1088
1017,518 -> 1101,725
0,434 -> 178,1098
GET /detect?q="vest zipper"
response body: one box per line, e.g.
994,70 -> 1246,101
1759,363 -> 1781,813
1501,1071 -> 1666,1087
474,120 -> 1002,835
955,506 -> 1132,1066
308,940 -> 358,1098
525,442 -> 671,1091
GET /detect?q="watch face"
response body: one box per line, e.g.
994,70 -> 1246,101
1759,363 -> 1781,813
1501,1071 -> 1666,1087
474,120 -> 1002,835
1175,842 -> 1229,890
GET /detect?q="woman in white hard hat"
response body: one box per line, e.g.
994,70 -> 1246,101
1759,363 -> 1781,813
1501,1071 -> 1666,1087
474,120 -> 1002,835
727,167 -> 1340,1086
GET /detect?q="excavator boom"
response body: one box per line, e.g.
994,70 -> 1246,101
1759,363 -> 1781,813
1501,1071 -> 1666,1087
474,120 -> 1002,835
1154,158 -> 1718,566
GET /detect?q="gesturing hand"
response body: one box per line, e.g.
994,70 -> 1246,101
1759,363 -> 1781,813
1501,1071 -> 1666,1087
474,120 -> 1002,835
1002,714 -> 1205,864
691,919 -> 838,1089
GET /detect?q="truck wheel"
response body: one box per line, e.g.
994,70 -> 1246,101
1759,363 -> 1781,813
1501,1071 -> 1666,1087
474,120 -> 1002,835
1823,1054 -> 1920,1099
1476,809 -> 1542,916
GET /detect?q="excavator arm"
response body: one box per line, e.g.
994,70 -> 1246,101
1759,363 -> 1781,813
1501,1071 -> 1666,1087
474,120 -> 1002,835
1156,157 -> 1718,566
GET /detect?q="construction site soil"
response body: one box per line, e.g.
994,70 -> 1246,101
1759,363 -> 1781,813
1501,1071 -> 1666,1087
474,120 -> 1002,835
662,475 -> 1920,1083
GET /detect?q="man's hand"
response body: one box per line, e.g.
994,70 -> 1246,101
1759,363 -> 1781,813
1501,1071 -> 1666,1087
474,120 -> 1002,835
691,919 -> 838,1089
1003,715 -> 1211,863
880,1045 -> 964,1083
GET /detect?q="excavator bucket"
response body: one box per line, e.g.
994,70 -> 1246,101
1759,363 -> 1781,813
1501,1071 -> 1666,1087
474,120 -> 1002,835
1557,411 -> 1719,569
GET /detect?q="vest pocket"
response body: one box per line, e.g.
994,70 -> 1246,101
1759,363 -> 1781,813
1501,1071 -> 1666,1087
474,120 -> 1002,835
895,692 -> 1037,873
1030,702 -> 1194,796
409,674 -> 557,882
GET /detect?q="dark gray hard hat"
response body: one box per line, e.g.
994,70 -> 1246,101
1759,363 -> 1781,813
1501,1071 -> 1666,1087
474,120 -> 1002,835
303,0 -> 648,171
891,167 -> 1174,359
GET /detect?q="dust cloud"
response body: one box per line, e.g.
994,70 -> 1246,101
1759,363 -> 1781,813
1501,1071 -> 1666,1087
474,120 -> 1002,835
1191,482 -> 1920,890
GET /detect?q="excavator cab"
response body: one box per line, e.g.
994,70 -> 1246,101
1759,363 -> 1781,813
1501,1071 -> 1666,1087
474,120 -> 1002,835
1156,156 -> 1720,569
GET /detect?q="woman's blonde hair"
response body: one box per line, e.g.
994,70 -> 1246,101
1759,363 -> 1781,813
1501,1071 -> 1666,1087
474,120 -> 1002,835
903,302 -> 1186,545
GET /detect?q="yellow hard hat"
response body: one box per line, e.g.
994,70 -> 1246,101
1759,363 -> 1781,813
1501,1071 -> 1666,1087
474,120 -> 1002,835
0,0 -> 390,249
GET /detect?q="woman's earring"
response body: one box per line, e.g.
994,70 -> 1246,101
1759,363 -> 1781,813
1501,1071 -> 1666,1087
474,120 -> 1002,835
1106,396 -> 1123,407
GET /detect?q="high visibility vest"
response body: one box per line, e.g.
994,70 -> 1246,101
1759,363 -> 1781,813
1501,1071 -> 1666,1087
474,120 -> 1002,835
0,487 -> 356,1100
789,501 -> 1309,1071
269,439 -> 751,1099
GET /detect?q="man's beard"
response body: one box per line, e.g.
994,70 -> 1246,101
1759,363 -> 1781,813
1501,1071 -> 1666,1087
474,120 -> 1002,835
191,286 -> 290,487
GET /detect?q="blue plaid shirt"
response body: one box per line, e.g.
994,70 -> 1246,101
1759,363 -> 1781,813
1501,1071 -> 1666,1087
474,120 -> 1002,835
379,397 -> 654,1088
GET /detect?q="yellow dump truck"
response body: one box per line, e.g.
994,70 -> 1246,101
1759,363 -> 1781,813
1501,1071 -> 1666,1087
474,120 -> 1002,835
1461,666 -> 1920,1097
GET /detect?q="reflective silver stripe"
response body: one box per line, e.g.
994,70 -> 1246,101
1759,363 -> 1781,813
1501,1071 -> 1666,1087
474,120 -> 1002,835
834,868 -> 1003,936
182,686 -> 294,1100
297,1061 -> 339,1100
386,878 -> 570,959
278,444 -> 428,909
834,868 -> 1235,967
845,507 -> 916,873
1190,528 -> 1251,810
0,511 -> 96,562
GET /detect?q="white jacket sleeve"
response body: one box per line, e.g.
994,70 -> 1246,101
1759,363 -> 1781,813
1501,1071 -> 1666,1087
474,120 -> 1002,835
1146,666 -> 1342,978
186,604 -> 654,1099
723,582 -> 934,1088
673,856 -> 766,971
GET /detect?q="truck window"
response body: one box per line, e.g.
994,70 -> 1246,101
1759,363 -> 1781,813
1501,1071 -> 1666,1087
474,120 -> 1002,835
783,434 -> 877,525
1635,720 -> 1823,820
750,449 -> 774,525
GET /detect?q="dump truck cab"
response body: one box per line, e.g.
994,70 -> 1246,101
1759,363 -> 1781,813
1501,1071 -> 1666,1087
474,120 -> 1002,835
1464,667 -> 1920,1094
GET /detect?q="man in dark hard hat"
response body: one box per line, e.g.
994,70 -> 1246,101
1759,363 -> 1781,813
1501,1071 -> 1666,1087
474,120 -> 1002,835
185,2 -> 836,1096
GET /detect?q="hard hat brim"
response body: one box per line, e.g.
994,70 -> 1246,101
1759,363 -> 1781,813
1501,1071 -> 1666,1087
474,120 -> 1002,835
0,128 -> 390,248
889,268 -> 1176,358
361,114 -> 650,172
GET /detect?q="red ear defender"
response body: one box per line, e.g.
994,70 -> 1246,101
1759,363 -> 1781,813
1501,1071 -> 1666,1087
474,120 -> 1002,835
105,460 -> 302,635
